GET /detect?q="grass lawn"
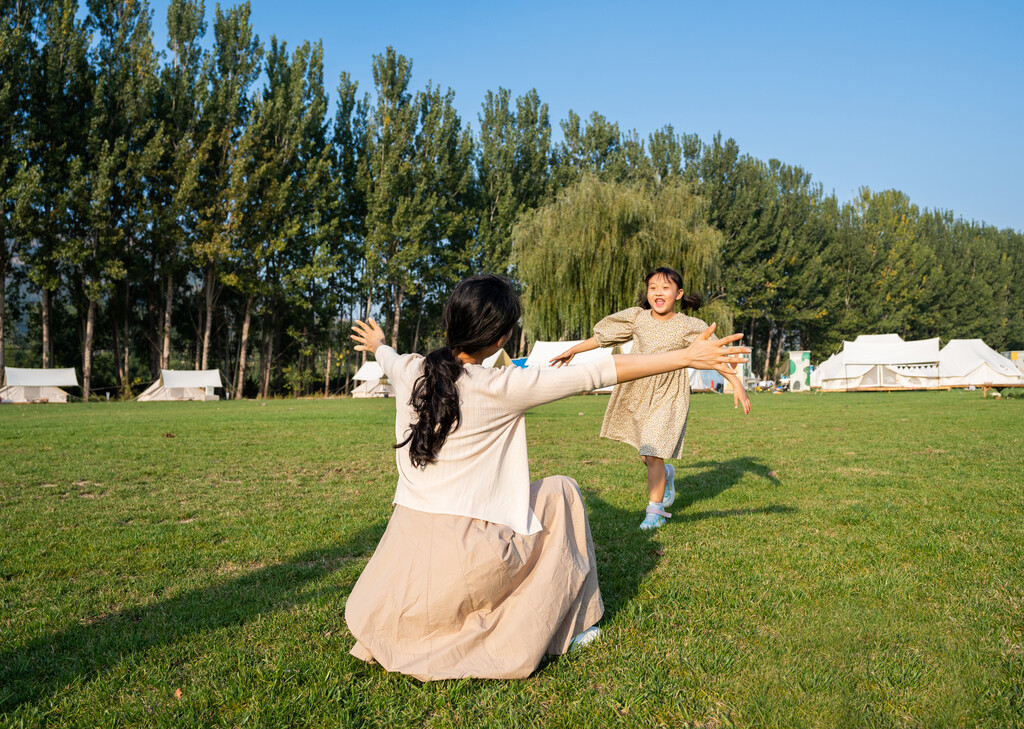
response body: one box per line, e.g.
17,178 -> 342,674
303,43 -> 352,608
1,391 -> 1022,728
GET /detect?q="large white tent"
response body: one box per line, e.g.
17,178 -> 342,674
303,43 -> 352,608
937,340 -> 1024,387
812,334 -> 1024,391
136,369 -> 222,401
351,361 -> 392,398
0,367 -> 79,403
812,334 -> 941,391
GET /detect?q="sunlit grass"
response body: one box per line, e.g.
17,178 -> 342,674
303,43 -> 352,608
1,391 -> 1022,728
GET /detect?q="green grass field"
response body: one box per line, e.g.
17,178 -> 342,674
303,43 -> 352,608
1,391 -> 1022,728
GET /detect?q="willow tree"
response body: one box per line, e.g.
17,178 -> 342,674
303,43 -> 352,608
511,175 -> 728,341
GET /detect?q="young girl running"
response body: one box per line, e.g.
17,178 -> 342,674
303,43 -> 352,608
551,267 -> 751,531
345,274 -> 748,680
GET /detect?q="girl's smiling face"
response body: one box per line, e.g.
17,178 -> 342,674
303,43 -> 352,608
646,273 -> 684,318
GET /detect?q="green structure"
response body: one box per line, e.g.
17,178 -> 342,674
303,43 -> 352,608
788,350 -> 811,391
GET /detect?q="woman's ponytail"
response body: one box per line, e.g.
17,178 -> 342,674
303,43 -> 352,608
395,274 -> 521,468
397,346 -> 464,468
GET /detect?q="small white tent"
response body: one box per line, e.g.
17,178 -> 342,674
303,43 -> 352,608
136,369 -> 222,401
938,340 -> 1024,387
0,367 -> 79,403
352,361 -> 392,398
481,348 -> 513,368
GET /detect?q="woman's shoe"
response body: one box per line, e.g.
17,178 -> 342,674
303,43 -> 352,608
662,463 -> 676,508
568,626 -> 602,652
639,504 -> 671,531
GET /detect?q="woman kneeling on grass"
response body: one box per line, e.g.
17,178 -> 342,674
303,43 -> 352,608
345,274 -> 748,681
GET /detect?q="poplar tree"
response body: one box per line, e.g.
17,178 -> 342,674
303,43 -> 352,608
360,47 -> 473,348
476,87 -> 551,275
0,0 -> 40,374
150,0 -> 206,372
329,71 -> 368,380
27,0 -> 92,370
75,0 -> 163,398
553,110 -> 627,188
225,37 -> 334,397
193,1 -> 261,370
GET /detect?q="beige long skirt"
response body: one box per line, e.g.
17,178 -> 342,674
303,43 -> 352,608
345,475 -> 604,681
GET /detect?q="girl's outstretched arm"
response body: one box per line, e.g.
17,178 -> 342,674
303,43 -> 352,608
612,324 -> 749,384
722,370 -> 751,413
550,337 -> 600,367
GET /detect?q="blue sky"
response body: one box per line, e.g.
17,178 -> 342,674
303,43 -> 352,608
149,0 -> 1024,231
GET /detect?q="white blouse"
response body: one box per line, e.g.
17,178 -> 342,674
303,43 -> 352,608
375,346 -> 618,534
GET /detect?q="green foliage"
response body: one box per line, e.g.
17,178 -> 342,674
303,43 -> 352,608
475,87 -> 552,276
512,176 -> 726,339
6,5 -> 1024,397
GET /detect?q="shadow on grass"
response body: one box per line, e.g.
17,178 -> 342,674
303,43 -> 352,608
674,456 -> 781,511
0,521 -> 387,713
586,456 -> 791,625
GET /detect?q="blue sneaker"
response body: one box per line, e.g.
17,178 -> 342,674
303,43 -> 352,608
662,463 -> 676,508
639,504 -> 671,531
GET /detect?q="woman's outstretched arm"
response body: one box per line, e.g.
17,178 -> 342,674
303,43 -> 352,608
612,324 -> 748,383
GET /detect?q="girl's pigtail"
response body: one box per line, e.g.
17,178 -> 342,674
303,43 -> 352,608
679,293 -> 702,310
396,345 -> 464,468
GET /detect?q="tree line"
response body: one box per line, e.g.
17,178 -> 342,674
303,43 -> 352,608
2,0 -> 1022,399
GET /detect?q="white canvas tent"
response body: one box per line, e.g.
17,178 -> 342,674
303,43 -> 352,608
481,348 -> 513,368
0,367 -> 79,403
136,369 -> 222,401
352,361 -> 392,398
812,334 -> 941,391
689,367 -> 725,392
937,340 -> 1024,387
525,340 -> 621,392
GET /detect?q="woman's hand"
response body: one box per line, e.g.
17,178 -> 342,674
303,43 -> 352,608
351,318 -> 386,355
549,348 -> 576,367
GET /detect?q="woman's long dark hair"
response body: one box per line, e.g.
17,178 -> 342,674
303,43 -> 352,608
396,274 -> 522,468
636,266 -> 701,311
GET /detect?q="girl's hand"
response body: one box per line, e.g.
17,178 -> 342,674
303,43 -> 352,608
549,348 -> 576,367
351,318 -> 386,355
734,388 -> 751,414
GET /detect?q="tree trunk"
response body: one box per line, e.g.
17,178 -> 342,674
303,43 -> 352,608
391,286 -> 403,348
0,272 -> 6,376
518,328 -> 526,359
772,325 -> 784,375
762,323 -> 774,381
201,262 -> 215,369
161,271 -> 173,369
260,331 -> 274,398
362,287 -> 373,364
83,297 -> 96,401
324,345 -> 332,396
412,303 -> 423,354
41,288 -> 52,368
120,281 -> 131,397
235,293 -> 253,399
